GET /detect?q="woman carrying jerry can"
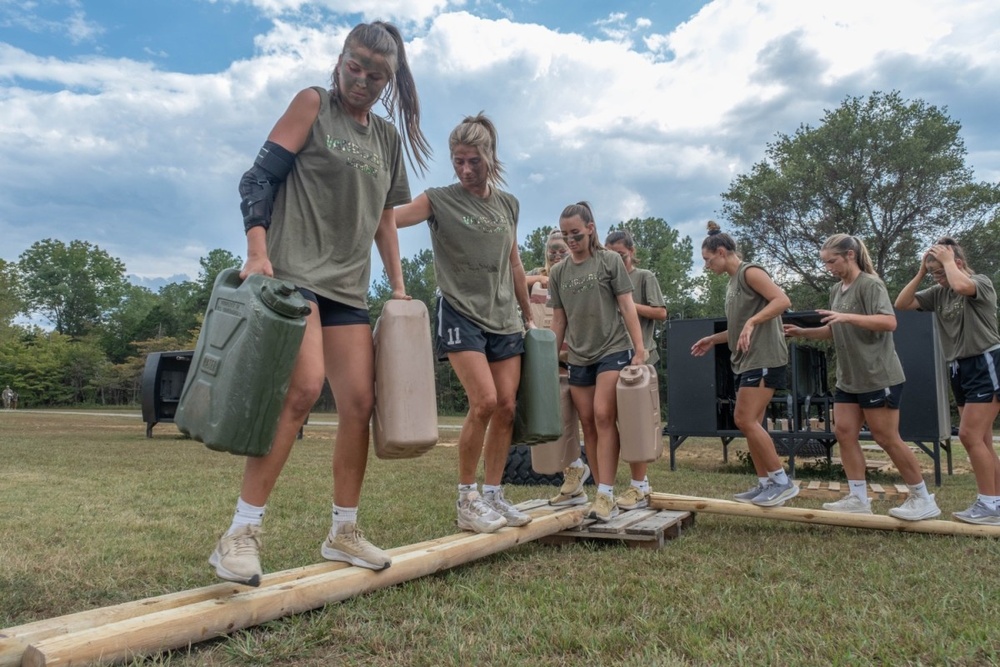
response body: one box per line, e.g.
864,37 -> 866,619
547,202 -> 646,522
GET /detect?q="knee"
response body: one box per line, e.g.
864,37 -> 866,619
733,411 -> 758,432
594,410 -> 617,431
285,377 -> 325,416
469,394 -> 498,423
493,394 -> 516,424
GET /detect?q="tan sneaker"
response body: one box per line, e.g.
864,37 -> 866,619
209,525 -> 263,587
589,492 -> 619,522
321,522 -> 391,571
616,485 -> 649,511
559,463 -> 590,496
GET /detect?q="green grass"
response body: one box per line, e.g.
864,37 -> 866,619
2,410 -> 1000,666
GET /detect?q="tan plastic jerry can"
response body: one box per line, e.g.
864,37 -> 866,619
616,364 -> 663,463
371,299 -> 438,459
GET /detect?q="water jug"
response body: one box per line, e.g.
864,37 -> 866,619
176,269 -> 311,456
531,375 -> 581,473
512,328 -> 562,444
372,299 -> 438,459
616,364 -> 663,463
528,282 -> 552,329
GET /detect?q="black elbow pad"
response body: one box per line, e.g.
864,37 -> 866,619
239,141 -> 296,232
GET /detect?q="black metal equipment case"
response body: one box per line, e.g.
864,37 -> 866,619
141,350 -> 195,438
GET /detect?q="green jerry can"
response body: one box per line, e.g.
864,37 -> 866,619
616,364 -> 663,463
371,299 -> 439,459
530,374 -> 581,473
512,328 -> 562,444
175,268 -> 311,456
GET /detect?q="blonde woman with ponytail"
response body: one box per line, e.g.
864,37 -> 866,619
785,234 -> 941,520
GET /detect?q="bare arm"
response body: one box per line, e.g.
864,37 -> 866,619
635,303 -> 667,321
242,88 -> 320,279
373,207 -> 409,299
782,323 -> 833,340
738,266 -> 792,352
616,292 -> 646,365
394,193 -> 433,229
818,309 -> 896,332
691,331 -> 728,356
509,244 -> 534,328
895,264 -> 927,310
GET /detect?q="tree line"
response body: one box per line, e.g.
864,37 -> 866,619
1,91 -> 996,412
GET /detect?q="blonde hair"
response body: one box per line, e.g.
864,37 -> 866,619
822,234 -> 876,275
448,112 -> 506,188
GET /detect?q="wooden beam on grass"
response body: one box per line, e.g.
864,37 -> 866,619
20,509 -> 584,667
650,493 -> 1000,538
0,532 -> 472,667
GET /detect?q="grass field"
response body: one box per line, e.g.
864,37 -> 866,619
2,409 -> 1000,666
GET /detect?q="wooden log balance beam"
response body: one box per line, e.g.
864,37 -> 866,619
5,509 -> 582,667
650,493 -> 1000,538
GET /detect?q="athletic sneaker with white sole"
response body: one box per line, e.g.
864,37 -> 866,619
733,483 -> 767,504
616,485 -> 650,511
952,499 -> 1000,525
822,494 -> 873,514
457,491 -> 508,533
888,494 -> 941,521
751,480 -> 799,507
483,488 -> 532,527
209,525 -> 263,587
321,522 -> 391,570
550,463 -> 591,507
589,492 -> 619,522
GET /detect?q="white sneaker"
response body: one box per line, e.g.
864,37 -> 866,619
457,491 -> 507,533
822,494 -> 873,514
209,525 -> 263,587
888,494 -> 941,521
483,488 -> 532,527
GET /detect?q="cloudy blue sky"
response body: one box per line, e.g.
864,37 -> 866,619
2,0 -> 998,291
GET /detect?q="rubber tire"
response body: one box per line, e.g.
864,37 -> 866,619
502,444 -> 592,486
773,436 -> 832,459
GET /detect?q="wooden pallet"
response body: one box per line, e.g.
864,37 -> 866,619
792,479 -> 910,500
516,498 -> 695,549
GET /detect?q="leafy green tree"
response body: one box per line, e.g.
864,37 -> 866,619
607,217 -> 695,318
368,248 -> 438,324
0,259 -> 23,339
101,284 -> 160,363
194,249 -> 243,315
721,90 -> 1000,301
518,225 -> 555,273
17,239 -> 129,337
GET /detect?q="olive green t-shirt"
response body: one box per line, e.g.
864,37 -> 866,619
828,272 -> 905,393
915,274 -> 1000,361
426,184 -> 522,334
629,267 -> 666,365
548,249 -> 633,365
724,262 -> 788,374
268,88 -> 411,309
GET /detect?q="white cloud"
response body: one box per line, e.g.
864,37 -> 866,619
2,0 -> 1000,283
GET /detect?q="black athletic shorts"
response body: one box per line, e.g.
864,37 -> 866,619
567,350 -> 634,387
834,383 -> 904,410
297,288 -> 370,327
950,345 -> 1000,406
735,365 -> 787,390
434,295 -> 524,362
